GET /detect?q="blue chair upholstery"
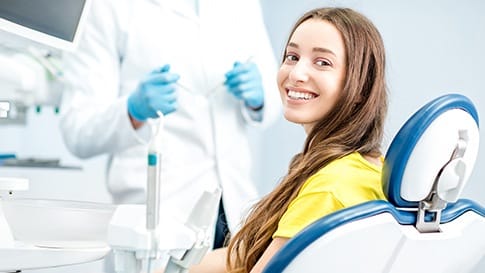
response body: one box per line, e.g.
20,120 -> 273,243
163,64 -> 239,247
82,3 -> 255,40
263,94 -> 485,273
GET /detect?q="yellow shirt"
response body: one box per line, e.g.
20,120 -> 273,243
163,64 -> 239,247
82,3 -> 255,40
273,152 -> 386,238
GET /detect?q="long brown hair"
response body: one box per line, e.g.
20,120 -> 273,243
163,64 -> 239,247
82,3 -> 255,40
227,7 -> 388,273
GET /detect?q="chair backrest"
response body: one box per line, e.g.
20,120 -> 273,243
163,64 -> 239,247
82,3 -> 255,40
263,93 -> 485,273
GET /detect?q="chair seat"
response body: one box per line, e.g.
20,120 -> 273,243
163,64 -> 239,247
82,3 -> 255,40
264,200 -> 485,273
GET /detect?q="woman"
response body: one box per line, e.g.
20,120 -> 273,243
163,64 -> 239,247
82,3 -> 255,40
162,7 -> 388,273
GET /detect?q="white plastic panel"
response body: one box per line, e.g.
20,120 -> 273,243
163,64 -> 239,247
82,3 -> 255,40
283,212 -> 485,273
387,212 -> 485,273
0,177 -> 29,192
400,109 -> 479,202
283,213 -> 403,273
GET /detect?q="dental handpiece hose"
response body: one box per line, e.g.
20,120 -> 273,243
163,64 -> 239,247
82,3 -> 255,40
146,112 -> 164,272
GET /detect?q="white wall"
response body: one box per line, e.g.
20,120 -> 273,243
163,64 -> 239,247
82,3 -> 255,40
1,0 -> 484,272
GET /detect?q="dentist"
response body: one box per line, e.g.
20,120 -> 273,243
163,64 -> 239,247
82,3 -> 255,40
59,0 -> 280,253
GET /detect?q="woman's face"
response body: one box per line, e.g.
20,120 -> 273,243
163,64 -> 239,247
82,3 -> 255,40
277,19 -> 347,134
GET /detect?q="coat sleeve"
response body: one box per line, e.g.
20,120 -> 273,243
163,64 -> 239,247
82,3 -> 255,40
239,0 -> 282,128
59,0 -> 150,159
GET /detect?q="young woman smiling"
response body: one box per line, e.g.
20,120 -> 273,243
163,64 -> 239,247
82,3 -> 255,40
157,7 -> 388,273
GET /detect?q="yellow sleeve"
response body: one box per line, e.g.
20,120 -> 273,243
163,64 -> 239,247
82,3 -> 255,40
273,190 -> 344,239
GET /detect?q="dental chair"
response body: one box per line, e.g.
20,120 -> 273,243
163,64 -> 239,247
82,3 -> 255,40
263,93 -> 485,273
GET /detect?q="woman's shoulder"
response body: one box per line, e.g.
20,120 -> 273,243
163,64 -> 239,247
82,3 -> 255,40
301,152 -> 383,193
318,152 -> 381,175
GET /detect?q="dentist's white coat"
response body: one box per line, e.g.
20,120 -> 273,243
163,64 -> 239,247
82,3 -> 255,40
60,0 -> 280,233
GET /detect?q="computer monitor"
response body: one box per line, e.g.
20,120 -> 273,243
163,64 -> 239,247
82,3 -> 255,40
0,0 -> 91,51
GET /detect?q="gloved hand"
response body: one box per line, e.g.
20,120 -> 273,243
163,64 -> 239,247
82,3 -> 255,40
127,64 -> 179,121
224,61 -> 264,110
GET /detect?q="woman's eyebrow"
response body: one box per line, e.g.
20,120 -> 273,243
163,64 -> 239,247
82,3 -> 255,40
287,42 -> 299,49
287,42 -> 336,57
313,47 -> 336,57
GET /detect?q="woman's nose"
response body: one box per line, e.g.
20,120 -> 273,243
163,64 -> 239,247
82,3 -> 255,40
288,60 -> 310,83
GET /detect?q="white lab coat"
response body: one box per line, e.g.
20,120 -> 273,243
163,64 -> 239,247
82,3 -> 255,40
60,0 -> 280,233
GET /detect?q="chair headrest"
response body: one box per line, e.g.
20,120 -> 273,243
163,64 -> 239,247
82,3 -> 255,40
383,94 -> 480,208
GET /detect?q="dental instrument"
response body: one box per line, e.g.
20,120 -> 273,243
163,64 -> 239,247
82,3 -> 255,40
146,111 -> 164,272
145,112 -> 223,273
107,109 -> 221,273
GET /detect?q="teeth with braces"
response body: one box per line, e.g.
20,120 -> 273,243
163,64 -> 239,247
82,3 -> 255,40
288,90 -> 316,100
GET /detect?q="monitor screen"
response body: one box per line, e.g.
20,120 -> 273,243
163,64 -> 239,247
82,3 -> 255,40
0,0 -> 90,50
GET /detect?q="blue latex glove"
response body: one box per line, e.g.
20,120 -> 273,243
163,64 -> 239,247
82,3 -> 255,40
127,64 -> 179,121
224,61 -> 264,109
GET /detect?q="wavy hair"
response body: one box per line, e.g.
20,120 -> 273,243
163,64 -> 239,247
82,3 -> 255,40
227,7 -> 388,273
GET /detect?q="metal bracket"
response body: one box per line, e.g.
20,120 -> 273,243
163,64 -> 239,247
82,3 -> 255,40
416,192 -> 446,233
415,133 -> 467,233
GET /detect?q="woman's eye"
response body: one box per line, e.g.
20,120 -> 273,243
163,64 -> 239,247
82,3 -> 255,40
285,54 -> 298,62
315,59 -> 331,67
